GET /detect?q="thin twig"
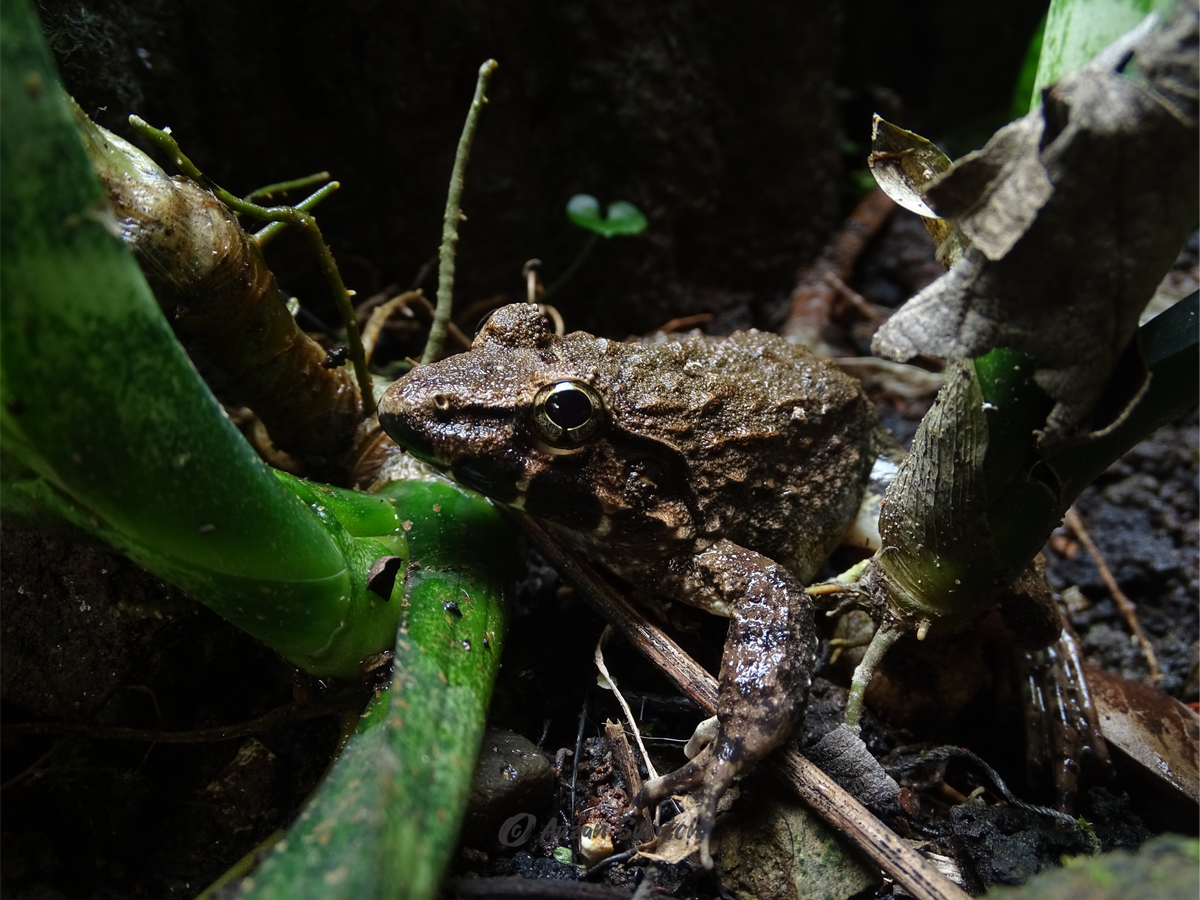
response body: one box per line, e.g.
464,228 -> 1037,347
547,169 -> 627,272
511,510 -> 969,900
252,181 -> 339,246
523,259 -> 542,304
543,232 -> 599,300
422,60 -> 499,364
127,116 -> 376,414
1064,507 -> 1162,683
825,272 -> 885,322
361,290 -> 424,363
594,626 -> 659,781
782,188 -> 896,351
0,737 -> 71,791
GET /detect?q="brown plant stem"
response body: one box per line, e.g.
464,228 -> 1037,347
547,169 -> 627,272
422,59 -> 499,364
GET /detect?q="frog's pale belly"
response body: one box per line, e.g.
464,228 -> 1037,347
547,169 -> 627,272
378,303 -> 877,867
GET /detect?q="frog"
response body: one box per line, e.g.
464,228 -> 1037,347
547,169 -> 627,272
377,302 -> 878,868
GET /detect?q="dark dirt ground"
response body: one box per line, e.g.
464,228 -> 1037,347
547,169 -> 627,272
3,2 -> 1197,899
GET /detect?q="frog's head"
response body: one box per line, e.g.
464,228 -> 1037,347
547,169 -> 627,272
378,304 -> 692,537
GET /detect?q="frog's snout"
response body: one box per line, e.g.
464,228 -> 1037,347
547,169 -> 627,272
377,379 -> 440,465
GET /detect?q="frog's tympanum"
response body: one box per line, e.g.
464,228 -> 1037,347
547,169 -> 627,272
378,303 -> 877,867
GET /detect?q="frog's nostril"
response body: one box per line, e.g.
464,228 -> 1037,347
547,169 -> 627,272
432,393 -> 451,411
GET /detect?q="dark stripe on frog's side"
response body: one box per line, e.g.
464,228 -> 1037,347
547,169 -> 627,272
515,423 -> 703,540
571,425 -> 705,542
604,424 -> 707,533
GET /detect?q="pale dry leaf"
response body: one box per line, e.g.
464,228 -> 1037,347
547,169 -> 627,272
873,4 -> 1199,440
635,794 -> 703,865
868,116 -> 969,266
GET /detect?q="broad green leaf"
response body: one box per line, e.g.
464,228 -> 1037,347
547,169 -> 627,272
602,200 -> 649,235
0,0 -> 399,677
1030,0 -> 1174,110
238,478 -> 516,900
566,193 -> 648,237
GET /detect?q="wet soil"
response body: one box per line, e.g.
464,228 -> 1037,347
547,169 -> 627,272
0,527 -> 340,899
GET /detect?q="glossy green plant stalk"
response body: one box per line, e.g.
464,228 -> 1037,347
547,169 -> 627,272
240,479 -> 516,900
872,295 -> 1197,631
1,0 -> 447,680
4,7 -> 521,894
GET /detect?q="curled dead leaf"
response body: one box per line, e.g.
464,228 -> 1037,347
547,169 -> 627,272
872,6 -> 1199,441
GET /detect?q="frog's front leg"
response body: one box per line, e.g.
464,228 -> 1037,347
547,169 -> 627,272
636,539 -> 818,869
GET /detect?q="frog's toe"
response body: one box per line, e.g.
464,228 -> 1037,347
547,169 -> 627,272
683,715 -> 719,758
691,747 -> 744,869
636,744 -> 711,812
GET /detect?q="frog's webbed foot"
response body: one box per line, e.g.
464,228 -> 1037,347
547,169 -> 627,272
636,727 -> 759,869
636,539 -> 819,870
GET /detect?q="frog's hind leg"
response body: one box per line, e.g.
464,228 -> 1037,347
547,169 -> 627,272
637,538 -> 818,869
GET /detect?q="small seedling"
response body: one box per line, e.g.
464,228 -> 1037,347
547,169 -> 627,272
543,194 -> 647,298
565,193 -> 648,237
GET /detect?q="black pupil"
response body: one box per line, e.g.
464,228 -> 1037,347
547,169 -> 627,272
545,387 -> 592,430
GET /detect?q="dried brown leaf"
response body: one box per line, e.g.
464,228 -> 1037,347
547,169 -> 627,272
873,5 -> 1199,440
1086,664 -> 1200,804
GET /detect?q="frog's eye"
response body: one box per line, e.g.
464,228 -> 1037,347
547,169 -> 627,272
532,380 -> 606,448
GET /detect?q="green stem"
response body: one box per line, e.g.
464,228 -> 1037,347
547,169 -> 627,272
126,116 -> 376,415
253,181 -> 339,246
1048,291 -> 1198,502
421,59 -> 499,364
542,231 -> 599,300
244,170 -> 330,203
844,620 -> 904,734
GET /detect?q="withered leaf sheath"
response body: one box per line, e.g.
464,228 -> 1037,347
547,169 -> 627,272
871,6 -> 1200,441
77,110 -> 362,475
872,360 -> 1004,627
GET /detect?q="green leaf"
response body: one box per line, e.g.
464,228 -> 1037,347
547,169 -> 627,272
602,200 -> 649,235
1010,13 -> 1047,118
5,7 -> 522,895
1029,0 -> 1174,111
0,0 -> 396,678
566,193 -> 648,237
566,193 -> 602,227
238,478 -> 516,900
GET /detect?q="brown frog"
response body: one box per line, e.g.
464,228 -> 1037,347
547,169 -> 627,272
377,303 -> 877,867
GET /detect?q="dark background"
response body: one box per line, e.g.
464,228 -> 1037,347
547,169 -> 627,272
37,0 -> 1044,335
